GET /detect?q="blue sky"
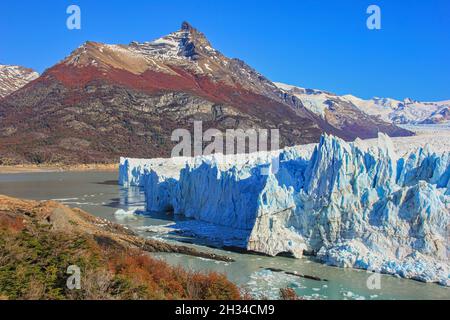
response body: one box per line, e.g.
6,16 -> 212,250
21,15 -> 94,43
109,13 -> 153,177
1,0 -> 449,101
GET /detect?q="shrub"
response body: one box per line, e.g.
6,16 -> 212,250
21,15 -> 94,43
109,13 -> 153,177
279,287 -> 302,300
0,219 -> 241,300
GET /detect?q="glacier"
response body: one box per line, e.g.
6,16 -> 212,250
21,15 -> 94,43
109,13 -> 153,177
119,134 -> 450,286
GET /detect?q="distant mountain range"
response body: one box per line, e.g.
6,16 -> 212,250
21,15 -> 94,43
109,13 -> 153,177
346,96 -> 450,125
276,83 -> 450,125
0,22 -> 416,164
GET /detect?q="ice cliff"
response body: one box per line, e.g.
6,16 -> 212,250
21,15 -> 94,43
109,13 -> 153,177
119,134 -> 450,286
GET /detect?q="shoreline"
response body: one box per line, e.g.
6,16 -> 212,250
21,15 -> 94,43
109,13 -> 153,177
0,163 -> 118,174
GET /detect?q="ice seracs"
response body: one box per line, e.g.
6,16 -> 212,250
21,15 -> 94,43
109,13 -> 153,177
119,133 -> 449,286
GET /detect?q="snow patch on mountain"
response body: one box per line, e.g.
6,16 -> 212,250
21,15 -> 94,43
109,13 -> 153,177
119,133 -> 450,286
0,65 -> 39,98
274,82 -> 338,117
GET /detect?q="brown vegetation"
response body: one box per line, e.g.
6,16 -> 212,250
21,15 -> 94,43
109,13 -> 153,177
0,195 -> 240,300
279,288 -> 302,300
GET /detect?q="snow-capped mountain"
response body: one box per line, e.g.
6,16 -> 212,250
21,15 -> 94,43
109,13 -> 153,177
275,82 -> 413,137
0,22 -> 411,164
275,82 -> 450,125
57,21 -> 289,106
343,95 -> 450,125
0,65 -> 39,98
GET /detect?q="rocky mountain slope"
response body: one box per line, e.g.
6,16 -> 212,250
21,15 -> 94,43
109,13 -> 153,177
0,65 -> 39,99
119,133 -> 450,286
0,22 -> 411,165
276,82 -> 450,125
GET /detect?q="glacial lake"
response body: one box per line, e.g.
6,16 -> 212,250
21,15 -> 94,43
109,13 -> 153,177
0,170 -> 448,300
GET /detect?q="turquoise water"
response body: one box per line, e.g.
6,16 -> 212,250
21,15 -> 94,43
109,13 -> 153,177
0,171 -> 448,300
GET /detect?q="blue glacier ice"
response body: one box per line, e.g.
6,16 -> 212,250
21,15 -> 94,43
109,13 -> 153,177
119,134 -> 450,286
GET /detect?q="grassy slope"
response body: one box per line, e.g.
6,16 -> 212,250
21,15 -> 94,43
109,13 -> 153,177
0,195 -> 241,300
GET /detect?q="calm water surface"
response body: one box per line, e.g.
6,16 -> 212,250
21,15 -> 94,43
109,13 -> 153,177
0,171 -> 448,300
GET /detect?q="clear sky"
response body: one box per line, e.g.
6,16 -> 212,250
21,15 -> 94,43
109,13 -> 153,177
1,0 -> 449,101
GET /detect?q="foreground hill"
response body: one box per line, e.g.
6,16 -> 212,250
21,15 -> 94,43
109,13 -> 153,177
0,195 -> 240,300
0,22 -> 411,165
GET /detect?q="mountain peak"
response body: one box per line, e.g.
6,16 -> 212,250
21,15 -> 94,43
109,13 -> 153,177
179,21 -> 209,45
181,21 -> 194,32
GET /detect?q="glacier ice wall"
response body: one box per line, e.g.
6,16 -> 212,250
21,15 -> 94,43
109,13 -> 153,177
119,134 -> 450,285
